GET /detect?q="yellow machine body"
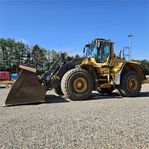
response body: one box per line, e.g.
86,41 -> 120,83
81,39 -> 147,89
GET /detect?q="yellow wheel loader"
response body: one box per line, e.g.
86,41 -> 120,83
4,38 -> 149,106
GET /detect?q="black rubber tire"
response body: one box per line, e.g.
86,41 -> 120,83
118,71 -> 141,97
61,68 -> 94,100
53,85 -> 64,95
100,88 -> 113,95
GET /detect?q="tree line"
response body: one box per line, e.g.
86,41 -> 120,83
140,60 -> 149,75
0,38 -> 149,75
0,38 -> 80,73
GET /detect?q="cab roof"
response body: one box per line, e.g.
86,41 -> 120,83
85,38 -> 114,47
93,38 -> 114,43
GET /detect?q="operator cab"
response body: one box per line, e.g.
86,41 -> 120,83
84,38 -> 113,63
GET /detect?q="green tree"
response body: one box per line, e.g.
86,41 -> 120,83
31,45 -> 47,70
0,38 -> 31,71
47,49 -> 59,67
140,60 -> 149,75
74,54 -> 80,60
0,38 -> 84,73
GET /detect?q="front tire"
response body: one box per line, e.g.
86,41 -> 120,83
61,68 -> 93,100
118,71 -> 141,97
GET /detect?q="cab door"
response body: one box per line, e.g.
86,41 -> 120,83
95,42 -> 112,73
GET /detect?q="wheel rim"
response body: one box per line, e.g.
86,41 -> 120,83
73,77 -> 87,93
128,78 -> 138,91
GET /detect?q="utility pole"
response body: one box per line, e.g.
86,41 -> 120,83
128,34 -> 133,61
123,46 -> 130,60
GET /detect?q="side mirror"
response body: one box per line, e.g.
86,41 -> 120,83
83,47 -> 86,53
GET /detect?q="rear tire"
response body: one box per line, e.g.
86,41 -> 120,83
61,68 -> 93,100
53,85 -> 64,95
118,71 -> 141,97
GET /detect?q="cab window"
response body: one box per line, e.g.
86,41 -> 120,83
96,42 -> 110,63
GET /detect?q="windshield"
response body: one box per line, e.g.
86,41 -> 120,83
85,43 -> 98,58
85,42 -> 110,63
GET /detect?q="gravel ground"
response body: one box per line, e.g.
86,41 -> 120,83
0,84 -> 149,149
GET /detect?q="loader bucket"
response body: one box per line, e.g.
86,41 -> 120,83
4,65 -> 46,106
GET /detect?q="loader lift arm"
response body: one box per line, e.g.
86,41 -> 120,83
40,53 -> 66,89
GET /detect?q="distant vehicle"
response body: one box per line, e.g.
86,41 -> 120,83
0,71 -> 10,81
10,73 -> 18,81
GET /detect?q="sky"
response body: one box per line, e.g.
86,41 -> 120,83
0,0 -> 149,59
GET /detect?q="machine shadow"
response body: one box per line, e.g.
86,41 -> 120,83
89,92 -> 122,100
45,91 -> 149,104
90,91 -> 149,100
138,91 -> 149,97
45,94 -> 69,104
45,92 -> 122,103
7,91 -> 148,107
